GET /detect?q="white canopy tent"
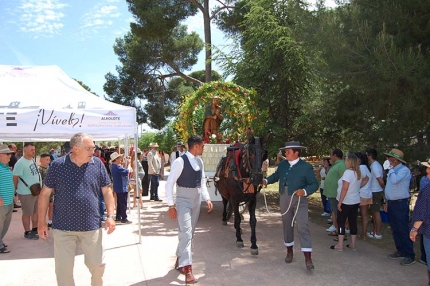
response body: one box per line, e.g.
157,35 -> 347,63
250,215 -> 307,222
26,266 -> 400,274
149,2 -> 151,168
0,65 -> 143,242
0,65 -> 136,141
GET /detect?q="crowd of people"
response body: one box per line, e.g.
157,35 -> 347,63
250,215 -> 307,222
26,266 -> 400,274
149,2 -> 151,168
2,135 -> 430,284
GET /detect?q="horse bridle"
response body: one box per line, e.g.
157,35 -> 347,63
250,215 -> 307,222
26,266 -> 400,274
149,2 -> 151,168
244,136 -> 264,186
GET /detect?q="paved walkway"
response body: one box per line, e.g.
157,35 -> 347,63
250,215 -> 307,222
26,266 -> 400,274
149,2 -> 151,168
1,179 -> 428,285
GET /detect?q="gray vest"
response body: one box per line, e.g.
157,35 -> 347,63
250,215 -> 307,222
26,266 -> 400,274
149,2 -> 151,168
177,155 -> 202,188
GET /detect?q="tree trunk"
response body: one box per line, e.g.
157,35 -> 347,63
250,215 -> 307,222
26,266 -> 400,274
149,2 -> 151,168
203,0 -> 212,83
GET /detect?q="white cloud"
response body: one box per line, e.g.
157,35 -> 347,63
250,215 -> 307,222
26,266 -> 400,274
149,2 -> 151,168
80,3 -> 120,31
17,0 -> 67,37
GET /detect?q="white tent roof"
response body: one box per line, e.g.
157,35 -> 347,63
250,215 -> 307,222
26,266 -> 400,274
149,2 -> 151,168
0,65 -> 136,141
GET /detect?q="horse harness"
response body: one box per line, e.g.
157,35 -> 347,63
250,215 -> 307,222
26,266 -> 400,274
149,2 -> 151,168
215,137 -> 264,194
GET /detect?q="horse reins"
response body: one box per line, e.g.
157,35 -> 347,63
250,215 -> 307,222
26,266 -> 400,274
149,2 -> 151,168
281,192 -> 301,227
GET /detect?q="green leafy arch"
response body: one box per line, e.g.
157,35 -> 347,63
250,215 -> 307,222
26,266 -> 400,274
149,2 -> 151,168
175,81 -> 268,142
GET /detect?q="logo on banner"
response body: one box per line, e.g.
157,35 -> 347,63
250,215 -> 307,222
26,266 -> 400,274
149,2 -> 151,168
101,111 -> 120,120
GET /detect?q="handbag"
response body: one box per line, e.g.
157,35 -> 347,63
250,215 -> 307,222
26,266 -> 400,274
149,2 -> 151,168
19,177 -> 41,196
19,159 -> 42,196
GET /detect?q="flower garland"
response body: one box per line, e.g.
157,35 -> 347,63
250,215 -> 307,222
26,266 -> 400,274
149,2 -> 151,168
174,81 -> 268,143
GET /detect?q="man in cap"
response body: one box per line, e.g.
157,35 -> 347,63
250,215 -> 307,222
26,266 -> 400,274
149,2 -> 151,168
383,148 -> 415,265
147,143 -> 162,201
263,141 -> 318,270
0,144 -> 14,253
170,142 -> 186,165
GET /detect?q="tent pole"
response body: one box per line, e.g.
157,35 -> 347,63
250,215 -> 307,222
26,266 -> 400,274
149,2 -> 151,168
133,132 -> 142,244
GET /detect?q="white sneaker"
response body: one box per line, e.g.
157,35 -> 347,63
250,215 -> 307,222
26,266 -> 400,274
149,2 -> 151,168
326,225 -> 336,232
327,218 -> 333,223
367,232 -> 382,239
321,212 -> 330,217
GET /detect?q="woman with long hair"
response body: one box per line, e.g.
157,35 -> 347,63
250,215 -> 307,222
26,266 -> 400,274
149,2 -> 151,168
355,152 -> 371,239
331,154 -> 364,251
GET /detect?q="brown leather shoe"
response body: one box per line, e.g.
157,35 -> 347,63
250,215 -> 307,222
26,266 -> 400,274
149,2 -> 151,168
174,257 -> 179,270
304,252 -> 314,270
285,246 -> 293,263
182,265 -> 198,284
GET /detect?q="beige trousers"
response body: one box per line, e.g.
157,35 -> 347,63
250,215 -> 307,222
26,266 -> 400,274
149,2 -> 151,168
52,228 -> 105,286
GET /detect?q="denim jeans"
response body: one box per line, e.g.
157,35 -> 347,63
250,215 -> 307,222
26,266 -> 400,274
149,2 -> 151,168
320,188 -> 331,213
423,235 -> 430,271
149,174 -> 159,198
387,200 -> 415,259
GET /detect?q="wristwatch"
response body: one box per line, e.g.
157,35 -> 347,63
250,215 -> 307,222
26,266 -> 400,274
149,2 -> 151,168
410,227 -> 418,232
106,215 -> 115,219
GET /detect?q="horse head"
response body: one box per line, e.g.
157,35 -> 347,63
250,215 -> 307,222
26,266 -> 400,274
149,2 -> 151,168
242,129 -> 272,185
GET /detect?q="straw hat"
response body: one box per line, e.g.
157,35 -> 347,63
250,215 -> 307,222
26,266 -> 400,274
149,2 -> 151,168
421,159 -> 430,168
110,152 -> 123,162
0,144 -> 13,154
149,142 -> 159,148
177,142 -> 185,147
384,148 -> 406,163
279,141 -> 306,150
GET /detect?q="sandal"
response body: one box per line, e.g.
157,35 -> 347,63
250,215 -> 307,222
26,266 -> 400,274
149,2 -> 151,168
330,245 -> 343,252
346,244 -> 357,251
327,231 -> 338,236
0,248 -> 10,254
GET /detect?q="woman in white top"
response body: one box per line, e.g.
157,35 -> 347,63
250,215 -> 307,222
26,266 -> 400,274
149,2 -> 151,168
331,154 -> 365,251
356,152 -> 371,240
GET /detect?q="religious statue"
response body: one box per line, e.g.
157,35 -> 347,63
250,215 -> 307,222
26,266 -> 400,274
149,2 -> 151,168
203,96 -> 223,137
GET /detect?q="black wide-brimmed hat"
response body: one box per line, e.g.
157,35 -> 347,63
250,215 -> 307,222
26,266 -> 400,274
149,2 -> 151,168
280,141 -> 306,150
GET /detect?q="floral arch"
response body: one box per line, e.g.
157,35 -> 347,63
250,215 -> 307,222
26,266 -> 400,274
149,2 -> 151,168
174,81 -> 267,143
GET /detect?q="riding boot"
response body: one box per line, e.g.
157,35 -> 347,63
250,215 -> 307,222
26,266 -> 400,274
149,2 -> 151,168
182,265 -> 198,284
304,252 -> 315,270
285,246 -> 293,263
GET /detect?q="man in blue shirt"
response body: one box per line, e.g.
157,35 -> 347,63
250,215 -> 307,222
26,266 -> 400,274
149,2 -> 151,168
38,133 -> 116,286
383,148 -> 415,266
0,144 -> 14,253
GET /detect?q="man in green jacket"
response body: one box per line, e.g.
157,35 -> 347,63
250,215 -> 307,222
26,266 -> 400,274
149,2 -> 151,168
323,149 -> 346,234
263,141 -> 318,270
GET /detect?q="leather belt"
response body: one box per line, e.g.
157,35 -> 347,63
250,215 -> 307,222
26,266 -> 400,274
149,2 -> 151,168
387,198 -> 409,203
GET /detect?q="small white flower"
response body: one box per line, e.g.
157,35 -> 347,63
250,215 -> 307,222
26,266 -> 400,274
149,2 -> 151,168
211,134 -> 217,139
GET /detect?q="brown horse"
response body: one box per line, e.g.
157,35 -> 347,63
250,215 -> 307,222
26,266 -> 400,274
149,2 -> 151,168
214,130 -> 271,255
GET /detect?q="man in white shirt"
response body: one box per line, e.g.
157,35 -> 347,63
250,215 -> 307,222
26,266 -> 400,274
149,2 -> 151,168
170,142 -> 186,164
366,148 -> 385,239
165,135 -> 213,284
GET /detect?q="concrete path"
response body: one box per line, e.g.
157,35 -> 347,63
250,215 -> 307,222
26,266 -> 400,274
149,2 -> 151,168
1,178 -> 428,286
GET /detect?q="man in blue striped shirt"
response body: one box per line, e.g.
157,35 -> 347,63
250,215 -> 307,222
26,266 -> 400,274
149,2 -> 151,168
0,144 -> 14,254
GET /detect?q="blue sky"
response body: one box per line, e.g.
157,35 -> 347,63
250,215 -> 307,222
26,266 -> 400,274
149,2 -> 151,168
0,0 -> 229,97
0,0 -> 334,99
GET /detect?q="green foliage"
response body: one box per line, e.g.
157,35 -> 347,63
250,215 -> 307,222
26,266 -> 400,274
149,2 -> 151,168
174,81 -> 268,142
103,27 -> 204,128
